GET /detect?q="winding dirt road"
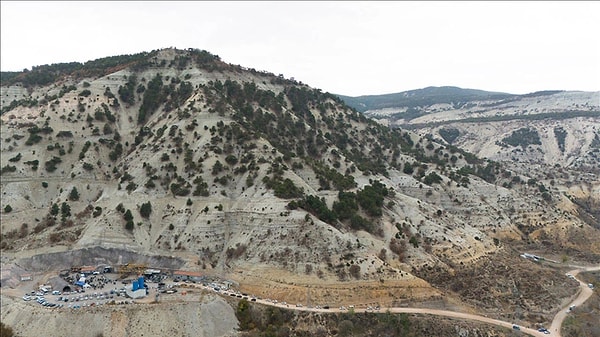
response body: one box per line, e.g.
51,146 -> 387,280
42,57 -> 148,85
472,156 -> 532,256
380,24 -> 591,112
200,261 -> 599,337
547,265 -> 600,336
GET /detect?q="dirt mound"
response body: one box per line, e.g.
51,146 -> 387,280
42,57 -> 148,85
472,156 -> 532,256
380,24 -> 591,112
0,293 -> 238,337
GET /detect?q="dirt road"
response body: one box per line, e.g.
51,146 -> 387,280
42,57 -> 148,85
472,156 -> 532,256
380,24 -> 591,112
547,265 -> 600,337
194,262 -> 600,337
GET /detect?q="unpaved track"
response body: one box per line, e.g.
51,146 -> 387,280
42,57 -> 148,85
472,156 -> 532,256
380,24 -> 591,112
547,265 -> 600,337
193,262 -> 600,337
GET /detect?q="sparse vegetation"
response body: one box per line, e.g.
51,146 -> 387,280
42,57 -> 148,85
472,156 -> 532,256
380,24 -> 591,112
502,127 -> 541,148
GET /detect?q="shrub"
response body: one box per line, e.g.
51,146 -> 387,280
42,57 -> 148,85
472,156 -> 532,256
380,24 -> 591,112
44,156 -> 62,172
49,232 -> 61,243
92,206 -> 102,217
125,220 -> 134,231
0,165 -> 17,175
123,209 -> 133,222
389,238 -> 406,261
78,89 -> 92,97
8,153 -> 21,162
125,182 -> 138,193
4,204 -> 12,213
349,264 -> 361,279
140,201 -> 152,218
225,154 -> 238,165
68,187 -> 80,201
82,162 -> 94,171
423,171 -> 442,185
50,203 -> 59,216
60,202 -> 71,220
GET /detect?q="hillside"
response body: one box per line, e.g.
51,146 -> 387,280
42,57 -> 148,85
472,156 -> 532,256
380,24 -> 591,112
340,88 -> 600,226
1,48 -> 599,335
341,87 -> 600,169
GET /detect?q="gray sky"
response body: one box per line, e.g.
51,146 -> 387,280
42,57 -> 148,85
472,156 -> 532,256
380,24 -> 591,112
1,1 -> 598,96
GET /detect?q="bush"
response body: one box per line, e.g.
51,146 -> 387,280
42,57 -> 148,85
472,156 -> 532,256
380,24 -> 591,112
92,206 -> 102,217
225,154 -> 238,165
389,238 -> 406,261
60,202 -> 71,217
1,165 -> 17,175
68,187 -> 80,201
125,182 -> 138,193
82,162 -> 94,171
423,171 -> 442,185
349,264 -> 361,279
44,156 -> 62,172
50,203 -> 59,216
123,209 -> 133,222
139,201 -> 152,218
78,89 -> 92,97
8,153 -> 21,162
4,204 -> 12,213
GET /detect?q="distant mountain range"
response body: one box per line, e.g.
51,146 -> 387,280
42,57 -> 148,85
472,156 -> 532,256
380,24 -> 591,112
337,86 -> 566,113
337,85 -> 600,177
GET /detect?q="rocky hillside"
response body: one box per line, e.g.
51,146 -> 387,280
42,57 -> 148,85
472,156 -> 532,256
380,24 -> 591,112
341,87 -> 600,170
341,87 -> 600,229
1,49 -> 599,317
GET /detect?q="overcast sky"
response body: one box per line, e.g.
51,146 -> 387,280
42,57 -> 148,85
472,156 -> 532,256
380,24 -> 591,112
1,1 -> 598,96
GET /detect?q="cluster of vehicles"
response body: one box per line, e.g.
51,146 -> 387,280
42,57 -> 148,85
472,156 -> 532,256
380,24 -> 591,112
22,294 -> 62,308
22,287 -> 136,310
207,284 -> 385,313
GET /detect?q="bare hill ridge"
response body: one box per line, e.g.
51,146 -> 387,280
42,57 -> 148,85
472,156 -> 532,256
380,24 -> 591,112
1,48 -> 599,327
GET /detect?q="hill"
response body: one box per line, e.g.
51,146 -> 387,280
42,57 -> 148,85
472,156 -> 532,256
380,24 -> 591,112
337,86 -> 516,113
1,48 -> 599,336
339,87 -> 600,213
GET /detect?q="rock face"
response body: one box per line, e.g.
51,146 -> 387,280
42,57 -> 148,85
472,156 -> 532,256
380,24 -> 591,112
1,48 -> 599,328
